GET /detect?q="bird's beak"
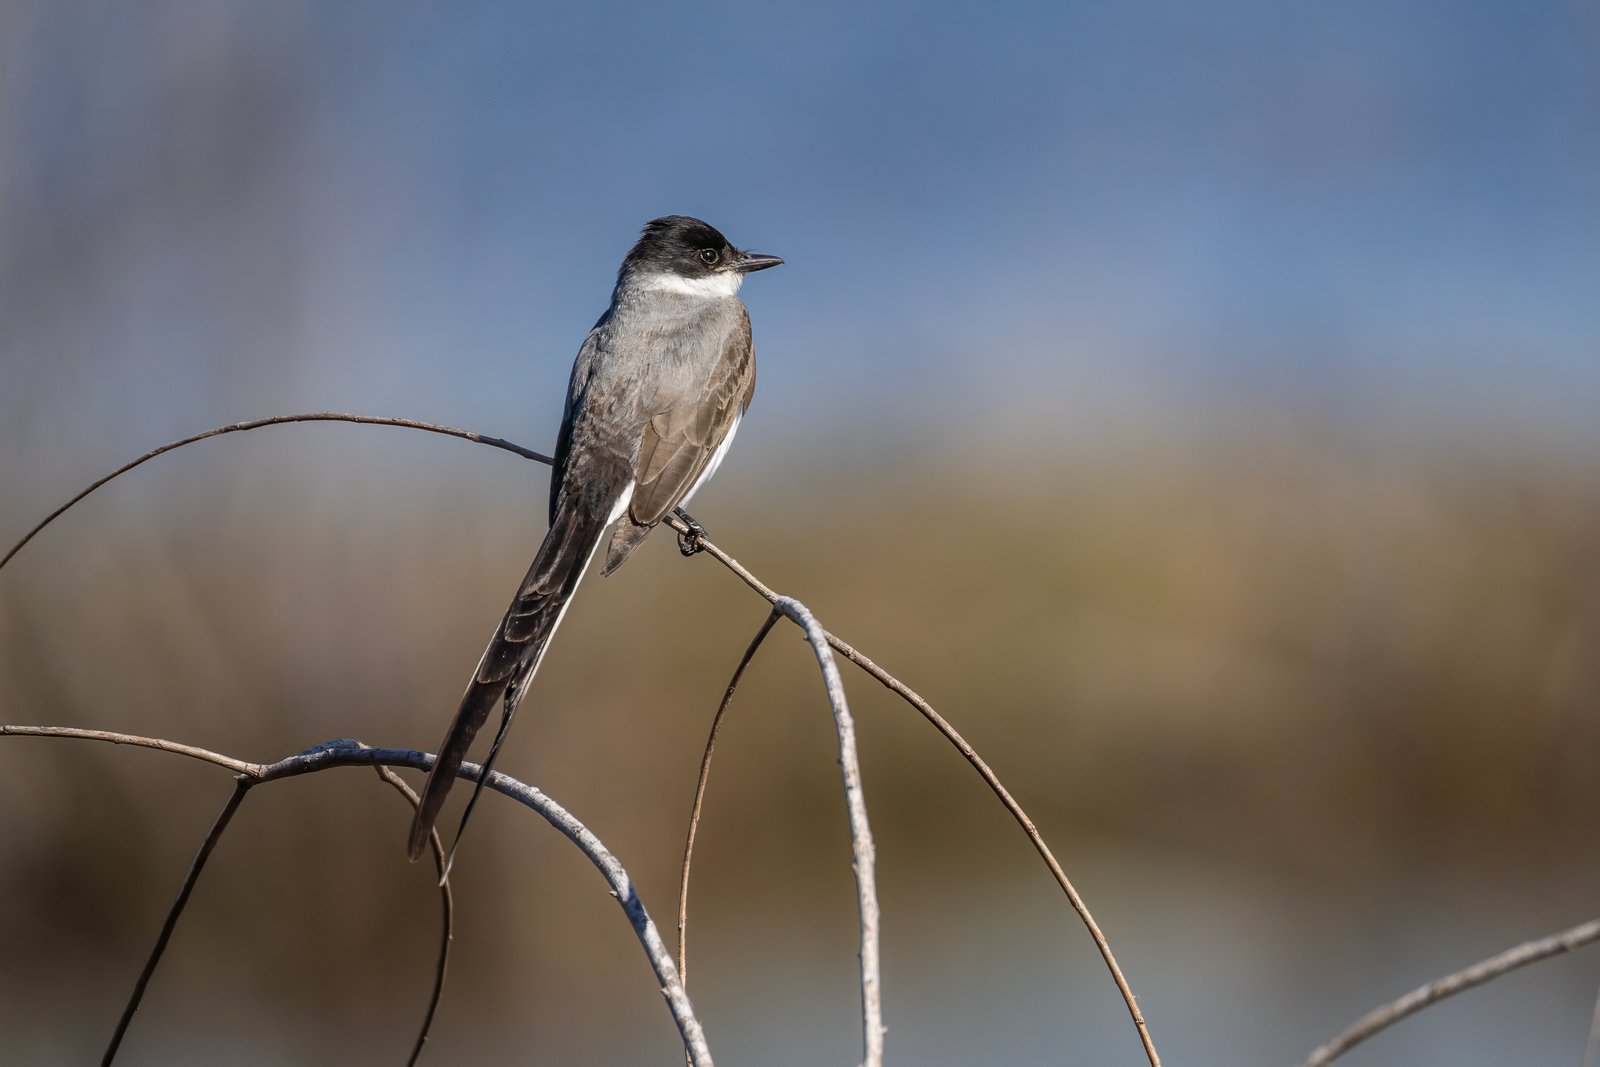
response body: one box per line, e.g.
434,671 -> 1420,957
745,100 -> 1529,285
731,250 -> 784,273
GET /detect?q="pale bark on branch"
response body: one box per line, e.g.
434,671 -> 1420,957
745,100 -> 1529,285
773,596 -> 884,1067
1298,917 -> 1600,1067
0,728 -> 712,1067
1,410 -> 1159,1066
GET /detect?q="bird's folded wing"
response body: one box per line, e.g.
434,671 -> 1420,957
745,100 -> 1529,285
632,318 -> 755,525
602,316 -> 754,574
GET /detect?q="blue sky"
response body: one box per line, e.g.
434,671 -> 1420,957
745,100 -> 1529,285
4,1 -> 1598,468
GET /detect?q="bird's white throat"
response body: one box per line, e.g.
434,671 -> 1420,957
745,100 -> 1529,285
635,271 -> 744,298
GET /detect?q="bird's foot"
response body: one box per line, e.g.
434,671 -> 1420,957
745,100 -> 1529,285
674,508 -> 707,556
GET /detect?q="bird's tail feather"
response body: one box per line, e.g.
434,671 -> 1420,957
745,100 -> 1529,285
407,503 -> 609,861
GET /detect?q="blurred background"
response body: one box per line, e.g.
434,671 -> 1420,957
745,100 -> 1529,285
2,2 -> 1598,1064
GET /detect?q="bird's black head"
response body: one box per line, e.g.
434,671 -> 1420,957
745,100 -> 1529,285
620,215 -> 783,288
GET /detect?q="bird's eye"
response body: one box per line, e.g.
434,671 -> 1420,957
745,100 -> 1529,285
699,248 -> 720,265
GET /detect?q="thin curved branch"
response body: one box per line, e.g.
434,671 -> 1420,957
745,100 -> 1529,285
0,724 -> 262,776
677,608 -> 781,987
260,744 -> 713,1066
1298,917 -> 1600,1067
104,780 -> 249,1066
467,758 -> 714,1066
668,519 -> 1162,1066
2,730 -> 712,1067
3,413 -> 1156,1065
0,412 -> 551,573
374,766 -> 453,1067
772,597 -> 883,1067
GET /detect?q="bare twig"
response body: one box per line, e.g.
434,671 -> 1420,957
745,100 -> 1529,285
0,724 -> 262,776
3,413 -> 1157,1065
259,744 -> 714,1066
104,780 -> 249,1066
677,608 -> 781,987
467,755 -> 714,1067
669,519 -> 1161,1066
771,597 -> 883,1067
2,730 -> 712,1067
374,766 -> 453,1067
0,412 -> 551,573
1299,917 -> 1600,1067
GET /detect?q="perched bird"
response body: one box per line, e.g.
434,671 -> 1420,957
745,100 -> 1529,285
409,215 -> 782,867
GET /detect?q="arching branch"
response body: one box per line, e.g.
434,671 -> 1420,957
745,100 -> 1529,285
373,766 -> 454,1067
677,608 -> 781,987
773,597 -> 883,1066
0,729 -> 712,1067
1299,917 -> 1600,1066
0,412 -> 550,572
103,781 -> 248,1065
664,518 -> 1162,1065
0,412 -> 1158,1066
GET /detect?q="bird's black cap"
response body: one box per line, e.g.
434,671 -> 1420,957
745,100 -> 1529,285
621,215 -> 782,280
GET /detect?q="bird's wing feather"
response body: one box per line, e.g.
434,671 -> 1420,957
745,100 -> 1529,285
602,311 -> 754,573
631,312 -> 754,523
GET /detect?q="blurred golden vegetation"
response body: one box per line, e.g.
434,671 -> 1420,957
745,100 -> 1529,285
1,424 -> 1596,1060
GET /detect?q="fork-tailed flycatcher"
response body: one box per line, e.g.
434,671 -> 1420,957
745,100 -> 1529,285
408,215 -> 782,866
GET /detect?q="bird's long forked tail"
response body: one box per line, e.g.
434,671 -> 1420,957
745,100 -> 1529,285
407,503 -> 611,867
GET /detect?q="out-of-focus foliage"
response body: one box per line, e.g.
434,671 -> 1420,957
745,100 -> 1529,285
3,436 -> 1596,1063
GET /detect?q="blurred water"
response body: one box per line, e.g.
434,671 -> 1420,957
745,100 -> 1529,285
5,841 -> 1596,1064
